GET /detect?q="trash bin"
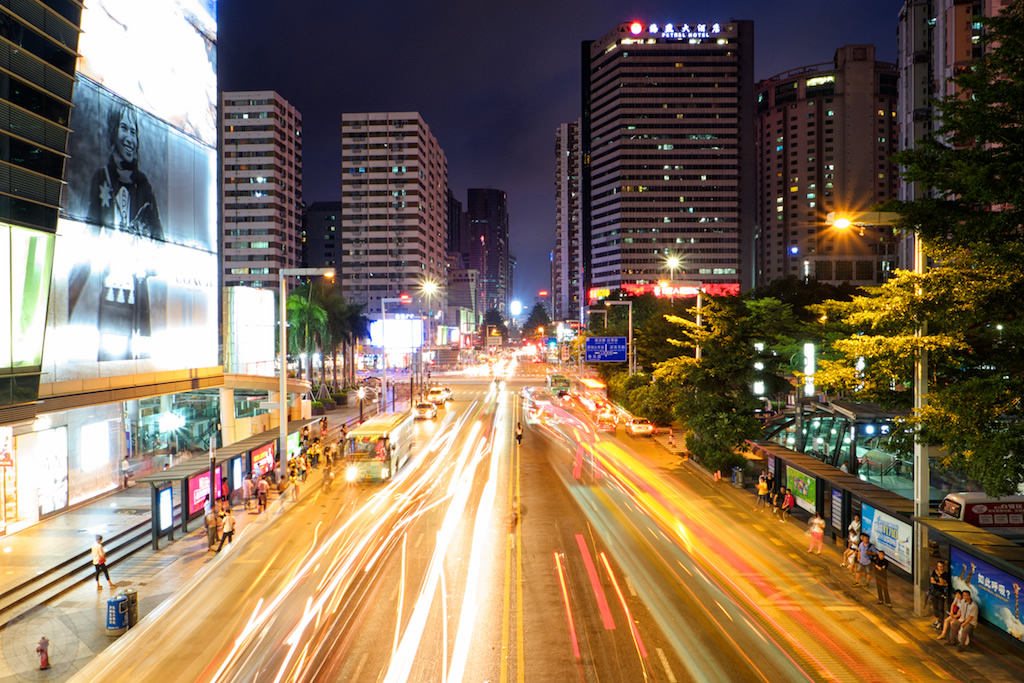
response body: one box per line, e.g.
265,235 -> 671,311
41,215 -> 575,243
106,595 -> 129,636
119,588 -> 139,627
731,466 -> 744,488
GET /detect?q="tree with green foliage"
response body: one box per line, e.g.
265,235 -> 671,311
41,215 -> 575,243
286,291 -> 327,383
655,296 -> 801,472
813,2 -> 1024,495
523,303 -> 551,338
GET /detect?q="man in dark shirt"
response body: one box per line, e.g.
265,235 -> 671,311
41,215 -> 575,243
929,560 -> 951,629
874,550 -> 892,607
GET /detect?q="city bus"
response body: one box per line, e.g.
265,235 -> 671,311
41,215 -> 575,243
343,412 -> 415,482
548,373 -> 571,394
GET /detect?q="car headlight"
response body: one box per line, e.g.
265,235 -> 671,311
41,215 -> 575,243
345,465 -> 359,482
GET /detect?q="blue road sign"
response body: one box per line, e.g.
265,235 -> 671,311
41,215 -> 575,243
585,337 -> 628,362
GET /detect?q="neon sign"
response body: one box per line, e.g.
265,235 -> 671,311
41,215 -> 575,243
647,22 -> 722,39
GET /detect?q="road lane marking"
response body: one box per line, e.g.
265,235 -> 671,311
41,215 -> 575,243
554,552 -> 581,659
576,534 -> 616,629
626,576 -> 637,597
769,538 -> 783,546
656,648 -> 678,683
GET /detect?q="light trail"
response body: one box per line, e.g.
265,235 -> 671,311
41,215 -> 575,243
554,551 -> 581,659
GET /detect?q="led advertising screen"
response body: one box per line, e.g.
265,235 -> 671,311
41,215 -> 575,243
369,318 -> 425,350
224,287 -> 276,376
158,485 -> 174,532
786,468 -> 816,514
42,1 -> 218,382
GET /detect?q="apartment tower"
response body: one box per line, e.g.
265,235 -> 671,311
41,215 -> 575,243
553,120 -> 583,323
754,45 -> 899,287
340,112 -> 448,318
221,91 -> 303,291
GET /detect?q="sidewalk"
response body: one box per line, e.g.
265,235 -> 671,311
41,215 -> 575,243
0,403 -> 362,681
648,439 -> 1024,680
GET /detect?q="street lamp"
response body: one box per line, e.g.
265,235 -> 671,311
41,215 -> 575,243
829,210 -> 930,615
605,300 -> 634,375
279,267 -> 334,485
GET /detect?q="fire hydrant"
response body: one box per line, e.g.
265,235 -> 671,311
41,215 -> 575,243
36,635 -> 50,670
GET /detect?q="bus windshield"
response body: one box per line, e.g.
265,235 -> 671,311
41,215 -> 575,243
347,435 -> 388,460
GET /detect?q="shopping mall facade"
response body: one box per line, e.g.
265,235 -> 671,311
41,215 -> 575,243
0,1 -> 294,536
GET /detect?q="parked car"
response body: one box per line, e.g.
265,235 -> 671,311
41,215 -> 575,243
426,386 -> 447,405
625,417 -> 654,437
413,402 -> 438,420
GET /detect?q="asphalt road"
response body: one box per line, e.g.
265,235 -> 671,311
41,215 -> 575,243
72,361 -> 1019,682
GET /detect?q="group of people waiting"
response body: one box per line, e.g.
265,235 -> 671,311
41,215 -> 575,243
929,560 -> 978,651
753,471 -> 795,522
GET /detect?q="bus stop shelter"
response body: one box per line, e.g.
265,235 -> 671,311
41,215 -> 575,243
136,418 -> 320,547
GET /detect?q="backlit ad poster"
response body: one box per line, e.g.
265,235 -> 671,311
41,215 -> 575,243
951,546 -> 1024,641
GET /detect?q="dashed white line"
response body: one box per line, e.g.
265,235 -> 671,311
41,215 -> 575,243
656,648 -> 678,682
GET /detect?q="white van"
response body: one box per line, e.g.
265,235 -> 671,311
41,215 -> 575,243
938,492 -> 1024,537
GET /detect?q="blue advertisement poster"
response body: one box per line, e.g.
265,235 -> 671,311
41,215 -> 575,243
861,504 -> 912,573
950,546 -> 1024,641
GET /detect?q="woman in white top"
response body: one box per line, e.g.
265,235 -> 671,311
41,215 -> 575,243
937,590 -> 965,640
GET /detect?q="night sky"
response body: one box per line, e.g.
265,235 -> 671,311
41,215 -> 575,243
219,0 -> 901,305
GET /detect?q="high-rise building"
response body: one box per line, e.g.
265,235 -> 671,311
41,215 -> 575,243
754,45 -> 899,287
303,201 -> 342,270
896,0 -> 1010,266
2,1 -> 222,530
553,120 -> 583,323
340,112 -> 448,318
221,91 -> 303,291
466,188 -> 510,315
582,20 -> 755,299
0,2 -> 81,410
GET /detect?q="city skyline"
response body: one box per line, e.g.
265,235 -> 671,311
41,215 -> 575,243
219,0 -> 900,305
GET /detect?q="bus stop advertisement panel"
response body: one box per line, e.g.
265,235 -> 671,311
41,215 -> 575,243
186,466 -> 222,518
251,442 -> 276,479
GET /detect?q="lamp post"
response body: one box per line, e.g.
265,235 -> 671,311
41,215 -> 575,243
279,267 -> 334,485
829,210 -> 930,615
380,296 -> 404,412
357,387 -> 365,424
605,300 -> 633,375
666,255 -> 680,304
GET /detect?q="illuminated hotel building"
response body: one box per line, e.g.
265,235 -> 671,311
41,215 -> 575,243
340,112 -> 448,319
553,120 -> 583,323
581,20 -> 755,299
1,1 -> 224,533
754,45 -> 899,287
221,91 -> 303,291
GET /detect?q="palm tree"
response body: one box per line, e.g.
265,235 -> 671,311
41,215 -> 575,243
286,291 -> 327,384
317,281 -> 350,392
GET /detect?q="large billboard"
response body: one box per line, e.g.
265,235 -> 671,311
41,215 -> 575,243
42,1 -> 218,382
950,546 -> 1024,641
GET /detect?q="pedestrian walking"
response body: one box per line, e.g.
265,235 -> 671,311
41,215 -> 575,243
91,535 -> 115,590
873,549 -> 892,606
852,533 -> 875,588
204,501 -> 218,549
755,476 -> 769,512
216,509 -> 235,552
290,469 -> 299,501
242,474 -> 252,511
36,636 -> 50,670
120,456 -> 132,489
256,476 -> 269,512
929,560 -> 952,629
779,488 -> 795,522
807,512 -> 825,554
515,422 -> 523,446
